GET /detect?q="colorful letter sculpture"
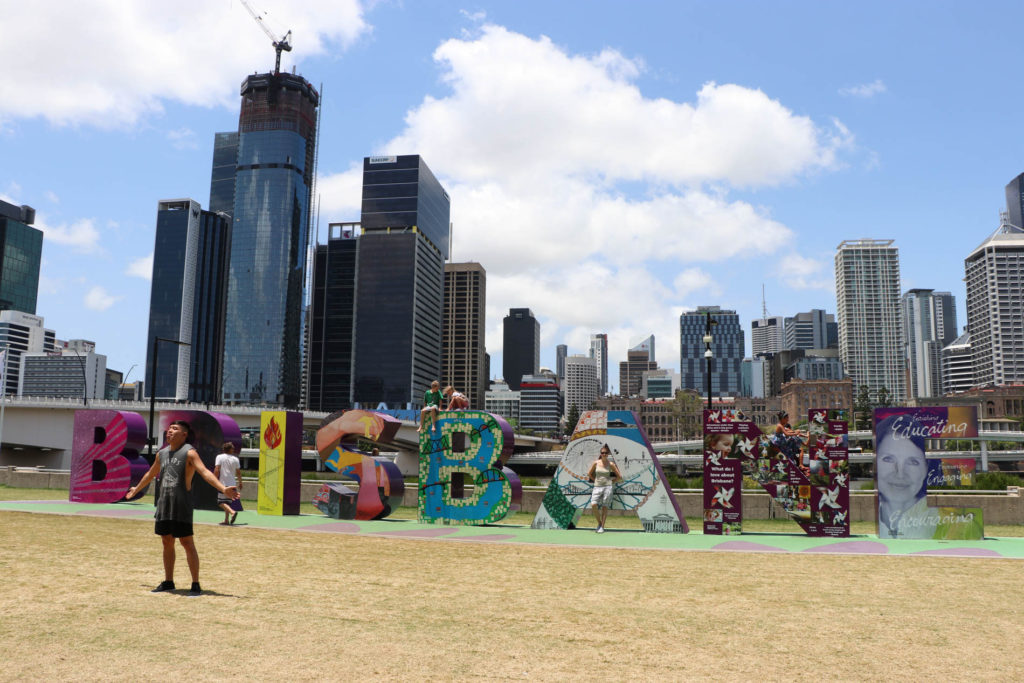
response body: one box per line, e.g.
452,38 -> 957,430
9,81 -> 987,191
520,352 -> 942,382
70,410 -> 150,503
702,408 -> 850,537
874,407 -> 983,540
258,411 -> 303,516
532,410 -> 687,532
160,410 -> 242,510
312,410 -> 404,520
418,410 -> 522,525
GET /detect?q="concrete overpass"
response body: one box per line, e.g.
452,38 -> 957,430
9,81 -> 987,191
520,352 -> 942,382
0,396 -> 560,469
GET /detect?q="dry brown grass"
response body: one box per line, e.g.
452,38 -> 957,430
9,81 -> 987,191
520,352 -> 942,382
1,509 -> 1023,681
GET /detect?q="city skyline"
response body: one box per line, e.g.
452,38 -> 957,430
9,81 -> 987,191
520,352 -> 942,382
3,2 -> 1023,389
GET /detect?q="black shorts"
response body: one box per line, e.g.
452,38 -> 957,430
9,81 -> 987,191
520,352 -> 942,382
154,520 -> 194,538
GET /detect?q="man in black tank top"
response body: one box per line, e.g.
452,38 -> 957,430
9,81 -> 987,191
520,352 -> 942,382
127,420 -> 239,596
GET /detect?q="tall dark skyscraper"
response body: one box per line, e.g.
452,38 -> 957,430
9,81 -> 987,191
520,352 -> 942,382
145,199 -> 230,402
220,72 -> 319,407
352,155 -> 450,407
208,132 -> 239,217
306,222 -> 359,412
680,306 -> 745,397
443,262 -> 486,409
503,308 -> 540,391
0,200 -> 42,315
1005,172 -> 1024,229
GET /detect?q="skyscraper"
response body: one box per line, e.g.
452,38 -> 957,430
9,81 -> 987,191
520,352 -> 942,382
563,354 -> 598,415
306,222 -> 359,412
0,310 -> 55,395
1005,172 -> 1024,229
555,344 -> 567,384
208,132 -> 239,217
619,337 -> 657,397
221,72 -> 319,407
503,308 -> 539,391
0,199 -> 43,315
589,333 -> 608,395
964,216 -> 1024,387
751,316 -> 785,355
784,309 -> 837,350
834,239 -> 905,402
442,262 -> 487,410
902,288 -> 957,399
145,199 -> 230,402
680,307 -> 744,397
352,155 -> 450,407
941,331 -> 973,394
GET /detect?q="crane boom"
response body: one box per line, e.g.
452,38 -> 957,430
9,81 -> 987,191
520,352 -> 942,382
239,0 -> 293,73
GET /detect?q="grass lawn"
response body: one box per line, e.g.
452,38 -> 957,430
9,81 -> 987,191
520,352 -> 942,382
1,504 -> 1023,679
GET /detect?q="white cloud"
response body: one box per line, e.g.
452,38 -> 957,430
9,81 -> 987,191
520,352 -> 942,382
126,254 -> 154,280
166,127 -> 198,151
315,25 -> 850,371
84,286 -> 119,311
45,191 -> 60,204
772,253 -> 834,291
839,79 -> 887,98
0,0 -> 369,127
35,216 -> 102,252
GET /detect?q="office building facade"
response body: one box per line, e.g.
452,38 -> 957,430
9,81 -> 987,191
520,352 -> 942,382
20,339 -> 106,400
145,199 -> 230,402
484,380 -> 520,425
442,262 -> 486,410
563,354 -> 599,415
306,223 -> 359,412
964,217 -> 1024,388
941,331 -> 973,395
519,374 -> 560,434
502,308 -> 540,391
680,306 -> 745,397
834,240 -> 906,403
0,200 -> 43,315
751,316 -> 785,356
0,310 -> 56,395
555,344 -> 567,384
221,72 -> 319,407
902,288 -> 957,399
619,341 -> 657,398
589,333 -> 608,395
784,309 -> 837,350
352,155 -> 449,408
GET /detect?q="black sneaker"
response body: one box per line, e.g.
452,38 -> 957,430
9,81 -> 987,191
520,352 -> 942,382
188,582 -> 202,597
151,580 -> 175,593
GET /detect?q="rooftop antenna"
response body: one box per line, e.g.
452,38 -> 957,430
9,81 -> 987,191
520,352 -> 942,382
761,283 -> 768,318
240,0 -> 292,74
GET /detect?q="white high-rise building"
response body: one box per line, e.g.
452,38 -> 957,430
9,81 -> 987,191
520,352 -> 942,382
835,239 -> 906,403
941,331 -> 973,394
0,310 -> 57,395
902,289 -> 957,399
964,217 -> 1024,387
564,354 -> 599,415
751,316 -> 785,356
20,339 -> 107,400
589,333 -> 608,395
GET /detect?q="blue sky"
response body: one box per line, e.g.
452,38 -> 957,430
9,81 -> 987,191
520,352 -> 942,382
1,1 -> 1021,393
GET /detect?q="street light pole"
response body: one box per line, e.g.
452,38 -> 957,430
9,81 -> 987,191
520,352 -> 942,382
702,311 -> 717,411
148,337 -> 191,461
68,347 -> 88,407
120,363 -> 137,400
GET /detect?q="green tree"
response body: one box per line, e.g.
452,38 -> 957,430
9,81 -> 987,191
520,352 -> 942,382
566,404 -> 581,436
854,385 -> 872,430
876,386 -> 892,408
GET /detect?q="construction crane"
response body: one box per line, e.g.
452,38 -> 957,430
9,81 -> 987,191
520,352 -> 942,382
240,0 -> 292,74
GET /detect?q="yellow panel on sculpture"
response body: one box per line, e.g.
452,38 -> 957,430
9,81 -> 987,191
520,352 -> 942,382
258,411 -> 287,516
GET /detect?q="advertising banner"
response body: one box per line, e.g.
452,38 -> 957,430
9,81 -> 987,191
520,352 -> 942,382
874,407 -> 983,540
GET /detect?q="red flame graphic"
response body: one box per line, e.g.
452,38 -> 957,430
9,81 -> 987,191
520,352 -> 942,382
264,417 -> 283,449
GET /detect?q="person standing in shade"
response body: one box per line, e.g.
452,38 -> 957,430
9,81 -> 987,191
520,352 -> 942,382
587,444 -> 622,533
127,420 -> 238,596
215,442 -> 242,525
418,380 -> 444,433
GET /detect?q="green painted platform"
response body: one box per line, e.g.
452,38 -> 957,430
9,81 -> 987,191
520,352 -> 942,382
3,499 -> 1023,559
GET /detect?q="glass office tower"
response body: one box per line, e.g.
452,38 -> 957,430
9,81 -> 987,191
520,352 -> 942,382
221,72 -> 319,407
352,155 -> 450,408
145,199 -> 230,402
307,223 -> 359,412
503,308 -> 540,391
0,200 -> 43,315
680,306 -> 745,397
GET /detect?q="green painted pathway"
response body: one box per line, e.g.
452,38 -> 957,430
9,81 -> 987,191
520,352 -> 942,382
3,499 -> 1023,559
